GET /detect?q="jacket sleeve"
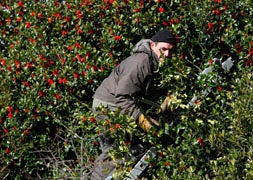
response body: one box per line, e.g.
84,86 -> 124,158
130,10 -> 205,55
114,55 -> 152,121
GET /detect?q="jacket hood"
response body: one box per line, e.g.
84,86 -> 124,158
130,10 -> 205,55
133,39 -> 159,72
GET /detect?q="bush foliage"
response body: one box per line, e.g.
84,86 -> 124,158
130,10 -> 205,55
0,0 -> 252,179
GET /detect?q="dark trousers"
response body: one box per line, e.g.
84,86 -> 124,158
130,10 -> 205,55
91,98 -> 119,179
90,99 -> 149,179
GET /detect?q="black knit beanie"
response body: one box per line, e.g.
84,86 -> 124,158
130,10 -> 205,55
151,29 -> 177,46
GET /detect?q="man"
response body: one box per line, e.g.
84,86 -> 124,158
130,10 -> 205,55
91,29 -> 177,179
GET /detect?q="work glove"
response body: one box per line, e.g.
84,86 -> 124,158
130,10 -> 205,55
160,94 -> 175,112
138,114 -> 160,132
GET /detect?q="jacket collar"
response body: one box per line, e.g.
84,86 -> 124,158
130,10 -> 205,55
133,39 -> 159,72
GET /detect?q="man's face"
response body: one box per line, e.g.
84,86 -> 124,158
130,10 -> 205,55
151,41 -> 175,62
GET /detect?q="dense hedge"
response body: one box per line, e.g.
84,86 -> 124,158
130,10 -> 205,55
0,0 -> 252,179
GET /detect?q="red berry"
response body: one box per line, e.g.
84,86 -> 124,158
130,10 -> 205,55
5,148 -> 11,154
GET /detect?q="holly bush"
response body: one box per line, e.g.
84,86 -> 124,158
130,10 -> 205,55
0,0 -> 252,179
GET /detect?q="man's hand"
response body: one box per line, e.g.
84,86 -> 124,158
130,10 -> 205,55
138,114 -> 160,131
160,94 -> 174,112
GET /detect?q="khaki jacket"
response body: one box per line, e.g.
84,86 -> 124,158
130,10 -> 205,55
93,39 -> 159,120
